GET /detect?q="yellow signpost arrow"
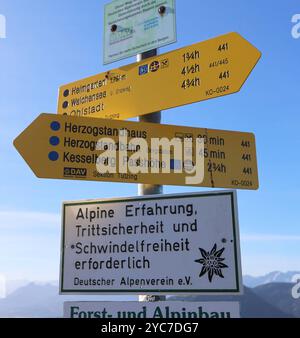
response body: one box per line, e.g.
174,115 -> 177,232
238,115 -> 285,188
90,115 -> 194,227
57,32 -> 261,120
14,113 -> 258,189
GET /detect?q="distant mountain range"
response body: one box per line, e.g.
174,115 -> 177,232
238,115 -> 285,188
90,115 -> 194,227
0,282 -> 134,318
253,282 -> 300,318
170,283 -> 298,318
243,271 -> 300,288
4,280 -> 58,296
0,271 -> 299,318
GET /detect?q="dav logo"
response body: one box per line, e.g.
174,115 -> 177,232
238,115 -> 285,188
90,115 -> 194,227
64,167 -> 87,178
138,64 -> 149,76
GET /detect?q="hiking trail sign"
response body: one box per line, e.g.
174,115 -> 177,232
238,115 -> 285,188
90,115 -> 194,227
58,32 -> 261,120
13,113 -> 259,190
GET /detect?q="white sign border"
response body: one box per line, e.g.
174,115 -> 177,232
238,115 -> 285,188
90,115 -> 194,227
59,190 -> 243,295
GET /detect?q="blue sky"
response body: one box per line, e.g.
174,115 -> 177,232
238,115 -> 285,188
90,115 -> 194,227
0,0 -> 299,282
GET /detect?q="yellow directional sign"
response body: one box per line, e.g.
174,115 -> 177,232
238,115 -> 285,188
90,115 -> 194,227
14,114 -> 258,190
57,32 -> 261,120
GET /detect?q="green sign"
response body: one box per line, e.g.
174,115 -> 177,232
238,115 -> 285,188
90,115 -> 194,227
103,0 -> 176,64
64,301 -> 240,318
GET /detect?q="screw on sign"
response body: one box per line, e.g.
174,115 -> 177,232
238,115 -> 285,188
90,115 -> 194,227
111,24 -> 118,33
158,6 -> 166,16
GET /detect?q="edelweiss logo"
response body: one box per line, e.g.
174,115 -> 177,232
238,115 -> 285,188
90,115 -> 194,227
194,244 -> 228,282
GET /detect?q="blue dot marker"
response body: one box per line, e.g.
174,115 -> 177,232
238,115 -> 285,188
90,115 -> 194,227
50,121 -> 60,131
48,151 -> 59,161
49,136 -> 60,146
62,101 -> 69,109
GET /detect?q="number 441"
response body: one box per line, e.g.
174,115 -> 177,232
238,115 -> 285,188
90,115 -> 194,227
218,43 -> 229,51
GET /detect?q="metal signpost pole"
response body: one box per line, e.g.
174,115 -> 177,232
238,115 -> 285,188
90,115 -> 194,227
137,49 -> 165,302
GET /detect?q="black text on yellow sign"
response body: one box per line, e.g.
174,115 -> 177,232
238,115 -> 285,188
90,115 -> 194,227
14,113 -> 259,190
57,32 -> 261,120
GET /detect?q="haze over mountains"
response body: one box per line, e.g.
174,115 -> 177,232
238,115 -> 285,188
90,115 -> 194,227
0,271 -> 299,318
243,271 -> 300,288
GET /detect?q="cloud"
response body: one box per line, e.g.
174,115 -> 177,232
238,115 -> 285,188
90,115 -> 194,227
0,210 -> 60,229
0,210 -> 61,280
241,234 -> 300,241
